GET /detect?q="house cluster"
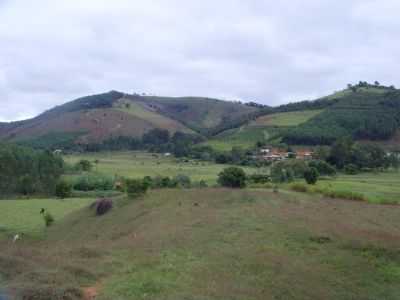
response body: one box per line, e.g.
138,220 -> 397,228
259,147 -> 314,161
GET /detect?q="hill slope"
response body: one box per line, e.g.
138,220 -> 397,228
2,189 -> 400,299
124,94 -> 259,133
0,91 -> 259,146
282,88 -> 400,145
208,84 -> 400,150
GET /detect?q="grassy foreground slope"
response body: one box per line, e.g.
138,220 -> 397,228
1,189 -> 400,299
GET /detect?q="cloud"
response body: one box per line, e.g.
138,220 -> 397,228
0,0 -> 399,121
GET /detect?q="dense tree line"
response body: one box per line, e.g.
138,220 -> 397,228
83,129 -> 205,157
327,138 -> 396,171
0,144 -> 64,196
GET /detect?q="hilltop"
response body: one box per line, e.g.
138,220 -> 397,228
207,83 -> 400,150
0,91 -> 258,147
1,82 -> 400,151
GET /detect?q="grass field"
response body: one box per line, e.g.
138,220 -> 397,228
0,198 -> 93,236
115,99 -> 192,133
253,110 -> 323,127
1,189 -> 400,299
204,126 -> 270,151
314,171 -> 400,204
64,151 -> 257,184
204,110 -> 322,151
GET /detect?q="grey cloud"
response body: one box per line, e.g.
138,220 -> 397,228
0,0 -> 399,121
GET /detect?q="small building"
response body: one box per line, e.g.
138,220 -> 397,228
296,150 -> 314,160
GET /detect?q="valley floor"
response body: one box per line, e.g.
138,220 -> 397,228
1,189 -> 400,299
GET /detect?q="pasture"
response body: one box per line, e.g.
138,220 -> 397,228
64,151 -> 258,184
204,126 -> 269,151
0,198 -> 93,236
252,110 -> 323,127
313,171 -> 400,204
1,189 -> 400,299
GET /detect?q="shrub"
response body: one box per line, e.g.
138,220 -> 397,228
173,174 -> 191,188
55,180 -> 72,198
248,174 -> 271,184
198,180 -> 208,188
344,164 -> 359,175
218,167 -> 247,188
126,179 -> 148,198
93,198 -> 113,216
316,188 -> 366,201
290,183 -> 309,193
75,159 -> 93,172
142,176 -> 154,188
73,174 -> 114,191
43,211 -> 55,227
308,160 -> 336,176
271,165 -> 294,183
18,175 -> 37,195
304,167 -> 319,185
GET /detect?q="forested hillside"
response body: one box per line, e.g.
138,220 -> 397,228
281,86 -> 400,145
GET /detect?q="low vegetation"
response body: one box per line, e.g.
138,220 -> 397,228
217,167 -> 247,188
1,189 -> 400,299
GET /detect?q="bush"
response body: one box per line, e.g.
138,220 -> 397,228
43,211 -> 55,227
173,174 -> 191,188
142,176 -> 154,188
308,160 -> 336,176
75,159 -> 93,172
126,179 -> 148,198
248,174 -> 271,184
55,180 -> 72,198
304,167 -> 319,185
198,180 -> 208,188
218,167 -> 246,188
344,164 -> 359,175
320,189 -> 365,201
73,174 -> 114,191
290,183 -> 309,193
271,165 -> 294,183
92,198 -> 113,216
18,175 -> 37,195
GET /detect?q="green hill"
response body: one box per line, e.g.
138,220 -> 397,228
207,83 -> 400,150
281,88 -> 400,145
205,110 -> 324,151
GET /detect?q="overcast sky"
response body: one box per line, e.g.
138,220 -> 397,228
0,0 -> 399,121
